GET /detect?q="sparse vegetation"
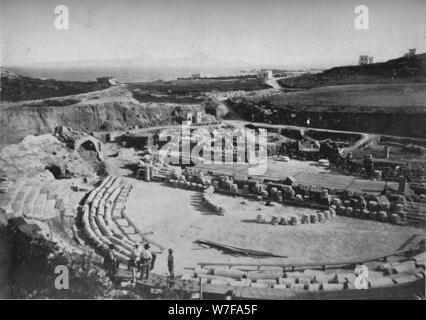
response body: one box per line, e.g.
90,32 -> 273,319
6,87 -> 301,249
278,54 -> 426,89
1,70 -> 110,102
250,83 -> 426,112
126,77 -> 269,96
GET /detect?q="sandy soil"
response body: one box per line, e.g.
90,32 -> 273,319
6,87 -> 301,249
124,179 -> 421,277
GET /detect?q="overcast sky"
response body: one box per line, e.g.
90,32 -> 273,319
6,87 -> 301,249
1,0 -> 425,68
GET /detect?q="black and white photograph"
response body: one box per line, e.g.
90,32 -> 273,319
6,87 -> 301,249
0,0 -> 425,303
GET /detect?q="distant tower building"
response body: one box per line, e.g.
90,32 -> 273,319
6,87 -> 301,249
359,55 -> 370,65
96,77 -> 119,85
368,56 -> 374,64
405,48 -> 417,58
258,69 -> 273,80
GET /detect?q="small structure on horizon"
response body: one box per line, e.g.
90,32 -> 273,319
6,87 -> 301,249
257,69 -> 273,80
404,48 -> 417,58
359,55 -> 373,65
282,71 -> 307,78
96,77 -> 119,86
191,73 -> 212,79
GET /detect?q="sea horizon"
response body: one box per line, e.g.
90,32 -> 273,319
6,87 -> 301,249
3,65 -> 261,82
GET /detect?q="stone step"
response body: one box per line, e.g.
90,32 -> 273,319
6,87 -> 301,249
3,179 -> 26,207
0,191 -> 12,208
62,194 -> 75,217
66,189 -> 85,216
410,251 -> 426,267
22,185 -> 41,218
45,182 -> 72,214
32,193 -> 48,220
0,180 -> 13,193
11,185 -> 32,216
0,180 -> 19,208
44,199 -> 57,219
391,274 -> 419,284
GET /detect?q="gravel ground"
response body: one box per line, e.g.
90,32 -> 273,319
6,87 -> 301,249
124,180 -> 421,276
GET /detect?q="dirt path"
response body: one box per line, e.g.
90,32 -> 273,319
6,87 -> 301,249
264,76 -> 286,90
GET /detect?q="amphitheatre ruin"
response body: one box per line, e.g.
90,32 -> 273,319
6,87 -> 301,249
0,51 -> 425,300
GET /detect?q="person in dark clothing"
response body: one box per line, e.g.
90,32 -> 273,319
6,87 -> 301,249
167,248 -> 175,280
150,253 -> 157,271
103,244 -> 117,278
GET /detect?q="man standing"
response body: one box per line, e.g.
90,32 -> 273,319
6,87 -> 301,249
140,243 -> 152,280
129,243 -> 141,284
103,244 -> 117,279
167,248 -> 175,280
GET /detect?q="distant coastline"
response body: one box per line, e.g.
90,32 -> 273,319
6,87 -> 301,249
4,65 -> 252,82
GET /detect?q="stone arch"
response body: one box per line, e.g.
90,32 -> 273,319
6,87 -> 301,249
74,137 -> 103,160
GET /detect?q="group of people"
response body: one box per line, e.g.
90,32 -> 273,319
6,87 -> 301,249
128,243 -> 155,283
103,242 -> 175,285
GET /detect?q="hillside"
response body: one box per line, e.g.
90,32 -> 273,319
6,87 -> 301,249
253,83 -> 426,112
228,83 -> 426,138
0,68 -> 111,102
0,86 -> 207,148
278,53 -> 426,88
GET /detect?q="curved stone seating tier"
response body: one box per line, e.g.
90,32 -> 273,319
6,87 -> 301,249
79,176 -> 140,263
165,174 -> 422,226
168,179 -> 205,192
104,201 -> 128,241
106,185 -> 122,206
95,212 -> 112,237
171,178 -> 340,224
191,251 -> 425,291
201,187 -> 225,215
332,195 -> 415,225
256,209 -> 336,227
335,204 -> 404,225
85,176 -> 114,204
112,185 -> 132,219
72,172 -> 426,293
82,203 -> 130,262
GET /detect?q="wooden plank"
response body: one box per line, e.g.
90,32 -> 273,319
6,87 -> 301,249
197,250 -> 409,270
196,238 -> 287,258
